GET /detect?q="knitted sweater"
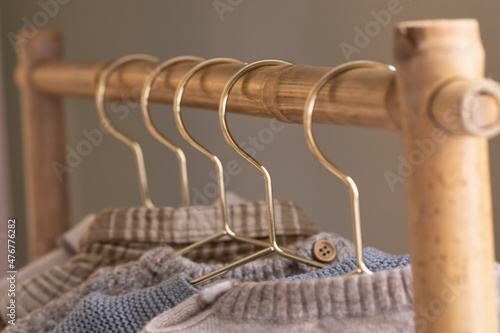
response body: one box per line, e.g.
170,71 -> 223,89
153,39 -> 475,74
53,274 -> 198,333
4,232 -> 354,333
141,264 -> 500,333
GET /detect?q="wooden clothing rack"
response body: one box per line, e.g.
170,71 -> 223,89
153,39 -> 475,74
14,19 -> 500,332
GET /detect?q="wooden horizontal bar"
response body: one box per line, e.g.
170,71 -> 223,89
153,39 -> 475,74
24,58 -> 500,136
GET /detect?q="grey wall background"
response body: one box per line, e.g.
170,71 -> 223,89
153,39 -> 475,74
1,0 -> 500,268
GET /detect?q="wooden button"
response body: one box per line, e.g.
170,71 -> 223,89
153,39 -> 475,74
312,240 -> 336,263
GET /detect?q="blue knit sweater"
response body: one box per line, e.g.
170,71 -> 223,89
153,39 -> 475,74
52,273 -> 198,333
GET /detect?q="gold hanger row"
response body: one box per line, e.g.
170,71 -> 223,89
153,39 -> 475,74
95,56 -> 394,285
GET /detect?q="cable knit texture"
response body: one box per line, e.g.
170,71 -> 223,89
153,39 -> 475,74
4,232 -> 354,333
53,274 -> 197,333
141,264 -> 500,333
280,247 -> 410,281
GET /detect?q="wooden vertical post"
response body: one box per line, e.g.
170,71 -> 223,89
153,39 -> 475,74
394,20 -> 497,332
15,28 -> 68,260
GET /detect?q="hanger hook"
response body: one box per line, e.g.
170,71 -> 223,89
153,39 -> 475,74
190,59 -> 327,285
141,56 -> 204,207
304,60 -> 396,275
219,59 -> 324,268
96,54 -> 160,209
173,57 -> 272,251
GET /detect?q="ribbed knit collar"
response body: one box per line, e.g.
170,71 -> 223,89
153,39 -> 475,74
281,247 -> 410,281
79,200 -> 319,248
213,266 -> 413,322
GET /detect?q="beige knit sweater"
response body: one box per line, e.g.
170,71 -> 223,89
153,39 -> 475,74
141,264 -> 500,333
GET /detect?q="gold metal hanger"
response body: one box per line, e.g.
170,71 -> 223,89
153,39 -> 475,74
171,57 -> 277,258
191,59 -> 327,285
141,56 -> 205,207
304,60 -> 395,275
96,54 -> 160,208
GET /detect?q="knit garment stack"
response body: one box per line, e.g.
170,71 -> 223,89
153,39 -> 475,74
4,231 -> 355,333
0,199 -> 318,328
4,200 -> 498,333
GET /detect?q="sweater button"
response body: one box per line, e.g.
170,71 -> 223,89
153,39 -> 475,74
312,240 -> 336,263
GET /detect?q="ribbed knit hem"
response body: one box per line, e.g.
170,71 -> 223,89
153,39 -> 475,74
214,266 -> 413,322
80,200 -> 319,247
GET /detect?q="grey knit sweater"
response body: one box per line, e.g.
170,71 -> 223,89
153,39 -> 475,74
53,274 -> 197,333
5,232 -> 354,333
